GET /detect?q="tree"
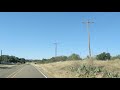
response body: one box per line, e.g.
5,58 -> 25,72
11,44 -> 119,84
53,56 -> 68,61
42,58 -> 47,61
60,56 -> 68,61
106,53 -> 111,60
96,52 -> 111,60
9,56 -> 17,63
19,58 -> 26,63
0,56 -> 3,64
68,53 -> 82,60
0,54 -> 26,64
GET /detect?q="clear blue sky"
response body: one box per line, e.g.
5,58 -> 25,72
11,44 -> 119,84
0,12 -> 120,59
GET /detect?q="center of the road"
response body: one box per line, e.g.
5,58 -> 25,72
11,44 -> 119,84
6,65 -> 26,78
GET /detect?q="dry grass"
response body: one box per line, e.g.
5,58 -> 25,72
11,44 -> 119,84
35,59 -> 120,78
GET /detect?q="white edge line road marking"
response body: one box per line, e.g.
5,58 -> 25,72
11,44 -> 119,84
6,65 -> 25,78
32,64 -> 48,78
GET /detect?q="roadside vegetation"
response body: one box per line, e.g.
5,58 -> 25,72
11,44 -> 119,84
34,52 -> 120,78
35,53 -> 82,64
0,55 -> 26,64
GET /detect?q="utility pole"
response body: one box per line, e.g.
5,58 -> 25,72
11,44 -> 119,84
53,43 -> 57,57
82,19 -> 94,58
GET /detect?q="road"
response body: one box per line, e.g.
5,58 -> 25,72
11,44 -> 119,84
0,64 -> 47,78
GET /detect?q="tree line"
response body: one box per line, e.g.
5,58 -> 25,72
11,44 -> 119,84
1,52 -> 120,64
0,55 -> 26,64
35,52 -> 120,64
36,53 -> 82,64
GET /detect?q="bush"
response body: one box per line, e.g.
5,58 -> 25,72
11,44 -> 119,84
36,53 -> 82,64
96,52 -> 111,60
68,53 -> 82,60
70,64 -> 120,78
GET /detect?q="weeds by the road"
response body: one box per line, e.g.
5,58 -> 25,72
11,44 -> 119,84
36,60 -> 120,78
70,64 -> 120,78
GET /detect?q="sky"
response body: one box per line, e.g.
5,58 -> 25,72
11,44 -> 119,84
0,12 -> 120,59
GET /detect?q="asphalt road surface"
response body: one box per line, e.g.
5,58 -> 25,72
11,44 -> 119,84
0,64 -> 47,78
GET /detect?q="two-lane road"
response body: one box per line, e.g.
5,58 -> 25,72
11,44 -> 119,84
0,64 -> 47,78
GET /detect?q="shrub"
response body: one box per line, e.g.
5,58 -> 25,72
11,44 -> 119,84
70,64 -> 119,78
96,52 -> 111,60
68,53 -> 82,60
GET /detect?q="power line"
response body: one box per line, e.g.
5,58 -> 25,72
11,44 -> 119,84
82,19 -> 94,58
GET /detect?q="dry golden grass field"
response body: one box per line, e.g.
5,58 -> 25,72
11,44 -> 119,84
34,59 -> 120,78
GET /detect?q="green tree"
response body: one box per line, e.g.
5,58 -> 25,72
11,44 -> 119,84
106,53 -> 111,60
96,52 -> 111,60
54,56 -> 68,61
68,53 -> 82,60
19,58 -> 26,63
0,54 -> 26,64
0,56 -> 3,64
60,56 -> 68,61
9,56 -> 17,63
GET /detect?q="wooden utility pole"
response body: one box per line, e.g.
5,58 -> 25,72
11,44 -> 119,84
82,19 -> 94,58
